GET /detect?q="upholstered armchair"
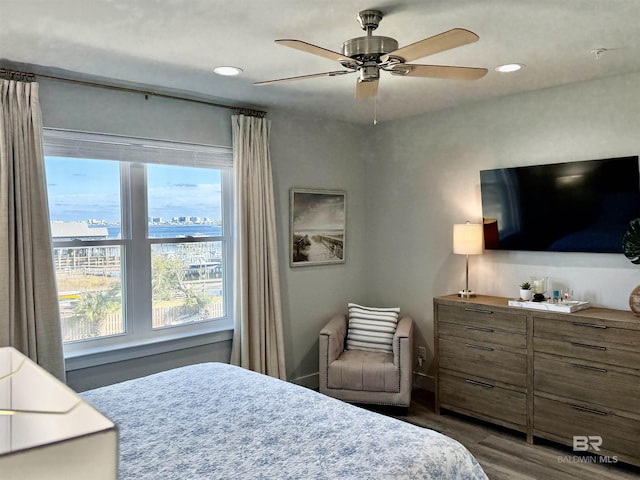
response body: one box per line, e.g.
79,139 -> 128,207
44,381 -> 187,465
319,312 -> 414,410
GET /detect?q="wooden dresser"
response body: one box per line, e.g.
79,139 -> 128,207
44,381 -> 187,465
434,294 -> 640,467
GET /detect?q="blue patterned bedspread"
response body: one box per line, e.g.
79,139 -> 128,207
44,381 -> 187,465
82,363 -> 487,479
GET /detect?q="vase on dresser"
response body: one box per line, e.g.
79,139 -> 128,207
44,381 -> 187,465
629,285 -> 640,316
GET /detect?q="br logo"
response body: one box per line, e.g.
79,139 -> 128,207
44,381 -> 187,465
573,435 -> 602,452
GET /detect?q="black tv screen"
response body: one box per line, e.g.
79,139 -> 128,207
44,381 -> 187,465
480,156 -> 640,253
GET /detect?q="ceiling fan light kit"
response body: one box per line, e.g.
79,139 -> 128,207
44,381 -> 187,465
255,8 -> 488,100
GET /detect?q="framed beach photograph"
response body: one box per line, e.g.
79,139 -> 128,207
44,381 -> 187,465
290,188 -> 346,267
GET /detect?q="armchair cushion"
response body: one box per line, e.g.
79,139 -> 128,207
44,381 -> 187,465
345,303 -> 400,353
327,349 -> 398,392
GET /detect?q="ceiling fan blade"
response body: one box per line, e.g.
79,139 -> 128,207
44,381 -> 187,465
381,28 -> 479,63
391,64 -> 488,80
275,39 -> 357,65
355,79 -> 379,100
254,70 -> 353,86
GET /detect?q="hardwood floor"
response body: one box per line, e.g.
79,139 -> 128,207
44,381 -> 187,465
390,390 -> 640,480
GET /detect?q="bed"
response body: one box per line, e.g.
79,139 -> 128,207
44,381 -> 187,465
81,362 -> 487,479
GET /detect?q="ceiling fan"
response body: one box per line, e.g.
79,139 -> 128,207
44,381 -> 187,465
255,9 -> 488,100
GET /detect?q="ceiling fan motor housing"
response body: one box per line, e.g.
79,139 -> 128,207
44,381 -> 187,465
341,36 -> 399,60
341,36 -> 399,81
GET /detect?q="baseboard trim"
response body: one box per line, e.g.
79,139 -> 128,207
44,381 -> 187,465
290,372 -> 319,390
413,371 -> 434,391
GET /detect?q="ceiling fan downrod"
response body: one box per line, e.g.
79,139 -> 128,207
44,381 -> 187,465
343,10 -> 398,82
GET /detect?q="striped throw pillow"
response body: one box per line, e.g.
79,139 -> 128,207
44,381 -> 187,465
345,303 -> 400,353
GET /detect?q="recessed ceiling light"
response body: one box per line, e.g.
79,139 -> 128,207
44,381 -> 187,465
213,66 -> 243,76
495,63 -> 524,73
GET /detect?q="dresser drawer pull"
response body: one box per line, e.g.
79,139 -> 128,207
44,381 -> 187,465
464,307 -> 493,315
465,326 -> 494,333
570,342 -> 607,351
465,343 -> 494,351
571,321 -> 608,329
464,379 -> 494,388
571,363 -> 607,373
571,404 -> 608,416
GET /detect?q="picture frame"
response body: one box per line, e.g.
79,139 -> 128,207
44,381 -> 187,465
290,188 -> 346,267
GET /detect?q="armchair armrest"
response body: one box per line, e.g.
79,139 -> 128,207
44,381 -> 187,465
393,316 -> 413,368
319,314 -> 347,395
319,314 -> 347,365
394,316 -> 413,339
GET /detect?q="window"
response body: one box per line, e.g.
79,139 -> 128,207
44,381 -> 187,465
44,129 -> 233,360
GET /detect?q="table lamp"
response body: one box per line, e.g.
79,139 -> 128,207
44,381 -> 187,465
453,222 -> 484,298
0,347 -> 117,479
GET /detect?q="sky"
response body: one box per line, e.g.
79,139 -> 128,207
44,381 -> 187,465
45,157 -> 222,223
292,191 -> 345,232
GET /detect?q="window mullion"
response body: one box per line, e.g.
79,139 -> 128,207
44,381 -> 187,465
221,167 -> 234,323
127,163 -> 153,338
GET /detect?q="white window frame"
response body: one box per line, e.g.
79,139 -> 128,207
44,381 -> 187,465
44,129 -> 234,369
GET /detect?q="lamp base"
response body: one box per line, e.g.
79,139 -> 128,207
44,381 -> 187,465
458,289 -> 476,298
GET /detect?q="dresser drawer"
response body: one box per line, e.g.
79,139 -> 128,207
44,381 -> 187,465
439,372 -> 527,428
534,316 -> 640,349
534,395 -> 640,465
534,336 -> 640,370
439,320 -> 526,349
439,337 -> 527,387
438,304 -> 526,334
534,355 -> 640,413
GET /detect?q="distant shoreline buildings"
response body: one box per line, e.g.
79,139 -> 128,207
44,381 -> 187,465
80,217 -> 222,227
52,218 -> 222,241
148,216 -> 216,225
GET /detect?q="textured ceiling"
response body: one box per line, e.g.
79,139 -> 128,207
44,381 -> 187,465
1,0 -> 640,124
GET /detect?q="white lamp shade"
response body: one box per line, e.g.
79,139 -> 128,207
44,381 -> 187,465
0,347 -> 117,480
453,223 -> 484,255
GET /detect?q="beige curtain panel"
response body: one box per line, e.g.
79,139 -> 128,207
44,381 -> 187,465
0,79 -> 65,381
230,114 -> 286,380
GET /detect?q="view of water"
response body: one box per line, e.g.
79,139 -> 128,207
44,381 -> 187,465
105,224 -> 223,239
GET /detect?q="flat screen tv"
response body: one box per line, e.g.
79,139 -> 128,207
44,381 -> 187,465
480,156 -> 640,253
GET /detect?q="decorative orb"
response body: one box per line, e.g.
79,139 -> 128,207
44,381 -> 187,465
629,285 -> 640,316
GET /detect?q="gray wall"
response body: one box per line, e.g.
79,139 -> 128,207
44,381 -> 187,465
39,79 -> 232,146
269,109 -> 369,385
365,72 -> 640,388
66,340 -> 231,391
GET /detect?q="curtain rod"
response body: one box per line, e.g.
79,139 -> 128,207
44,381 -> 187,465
0,68 -> 35,83
0,67 -> 267,118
